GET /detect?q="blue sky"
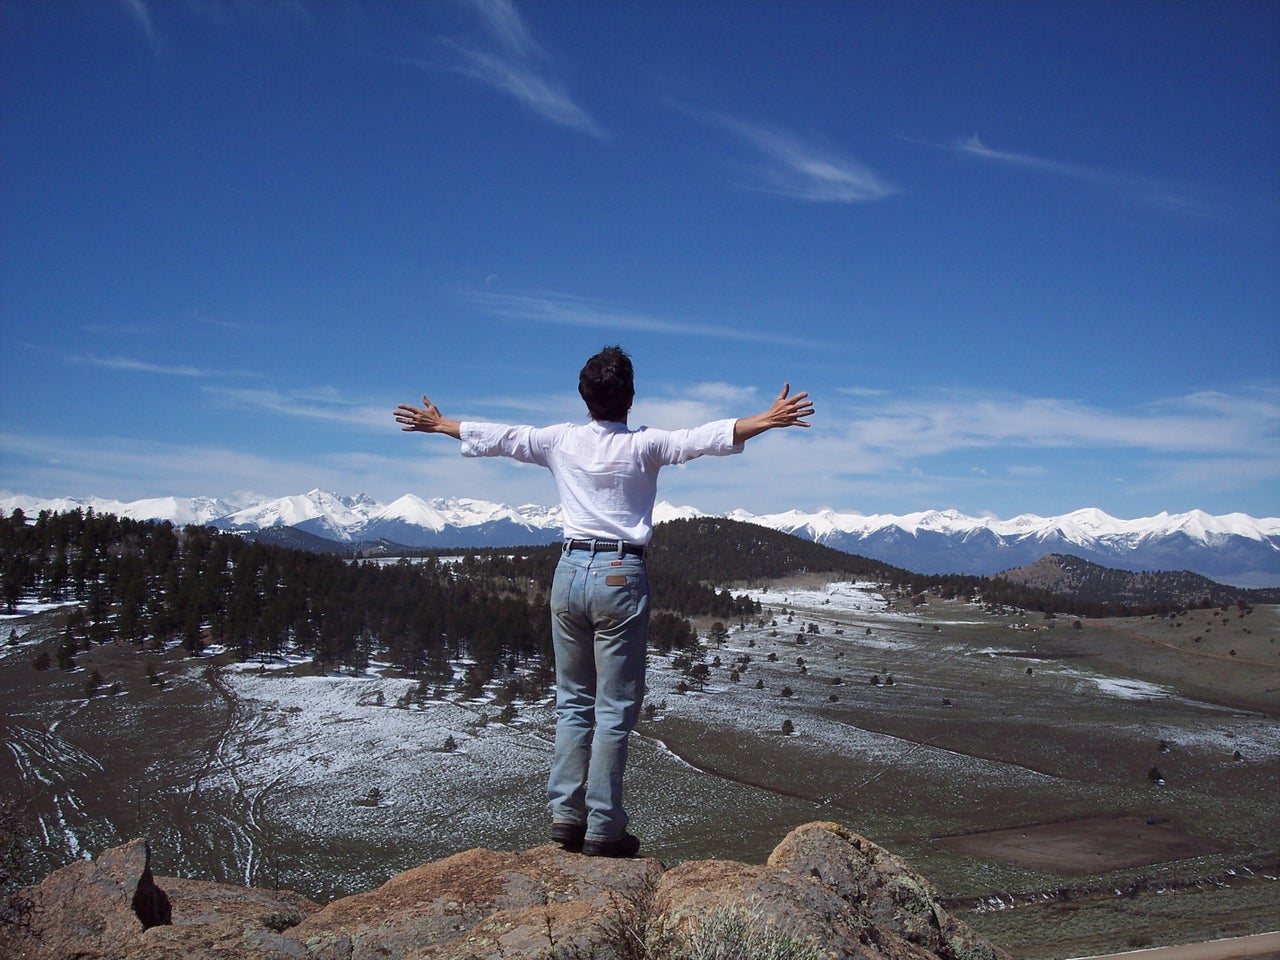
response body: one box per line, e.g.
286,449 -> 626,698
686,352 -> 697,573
2,0 -> 1277,520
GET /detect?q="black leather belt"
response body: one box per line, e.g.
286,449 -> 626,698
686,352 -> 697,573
565,539 -> 645,557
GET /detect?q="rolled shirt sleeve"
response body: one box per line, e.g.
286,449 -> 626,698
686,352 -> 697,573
639,418 -> 742,466
459,422 -> 561,465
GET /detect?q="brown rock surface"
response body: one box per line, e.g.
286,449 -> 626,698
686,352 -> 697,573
291,843 -> 663,959
2,822 -> 1011,960
0,837 -> 161,960
767,821 -> 1008,959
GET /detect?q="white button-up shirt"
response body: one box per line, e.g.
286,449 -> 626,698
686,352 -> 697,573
459,418 -> 742,545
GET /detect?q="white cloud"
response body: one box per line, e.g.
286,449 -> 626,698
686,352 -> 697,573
953,134 -> 1089,179
119,0 -> 160,49
708,114 -> 896,203
684,382 -> 759,404
202,386 -> 392,429
73,352 -> 268,381
4,385 -> 1274,517
834,389 -> 1278,460
1005,465 -> 1047,478
468,0 -> 543,63
463,289 -> 816,348
80,323 -> 153,336
0,430 -> 467,505
78,354 -> 209,377
440,0 -> 603,138
1129,455 -> 1280,499
452,390 -> 583,423
949,134 -> 1224,220
632,398 -> 730,431
650,385 -> 1277,512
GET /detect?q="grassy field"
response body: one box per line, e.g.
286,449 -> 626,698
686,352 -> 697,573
1,583 -> 1276,958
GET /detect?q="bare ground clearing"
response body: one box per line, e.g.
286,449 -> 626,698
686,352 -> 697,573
934,815 -> 1222,875
1073,931 -> 1280,960
1074,931 -> 1280,960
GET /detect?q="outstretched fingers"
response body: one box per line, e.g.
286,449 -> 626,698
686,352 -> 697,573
394,397 -> 433,431
774,383 -> 814,427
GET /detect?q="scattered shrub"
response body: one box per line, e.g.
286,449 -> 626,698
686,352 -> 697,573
1,795 -> 36,939
660,899 -> 824,960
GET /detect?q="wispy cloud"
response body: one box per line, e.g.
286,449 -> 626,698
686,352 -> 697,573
73,352 -> 269,380
829,389 -> 1280,483
202,385 -> 391,429
953,134 -> 1092,179
0,430 -> 433,504
707,114 -> 896,203
80,324 -> 154,337
78,354 -> 209,377
463,289 -> 818,347
949,134 -> 1225,220
837,388 -> 1279,462
685,382 -> 760,405
448,380 -> 770,433
692,386 -> 1280,515
190,312 -> 265,332
119,0 -> 161,51
468,0 -> 540,61
438,0 -> 603,138
1132,455 -> 1280,501
4,385 -> 1275,515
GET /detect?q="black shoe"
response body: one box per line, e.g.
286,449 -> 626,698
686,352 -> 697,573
551,821 -> 587,851
581,832 -> 641,858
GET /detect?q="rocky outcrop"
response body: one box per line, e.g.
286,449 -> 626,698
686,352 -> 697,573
1,823 -> 1010,960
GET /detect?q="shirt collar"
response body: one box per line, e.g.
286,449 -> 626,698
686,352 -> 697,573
591,419 -> 629,433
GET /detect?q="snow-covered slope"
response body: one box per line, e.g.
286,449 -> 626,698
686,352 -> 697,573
212,490 -> 380,542
360,496 -> 562,548
2,491 -> 1276,587
736,506 -> 1280,587
0,492 -> 239,526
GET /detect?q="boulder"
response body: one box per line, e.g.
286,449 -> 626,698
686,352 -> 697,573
1,838 -> 317,960
2,823 -> 1010,960
0,838 -> 164,960
766,821 -> 1008,960
290,844 -> 662,959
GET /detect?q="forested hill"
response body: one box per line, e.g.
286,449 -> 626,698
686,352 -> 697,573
4,510 -> 1268,675
647,517 -> 905,583
645,517 -> 1100,616
995,554 -> 1280,609
647,517 -> 1278,616
253,511 -> 1273,618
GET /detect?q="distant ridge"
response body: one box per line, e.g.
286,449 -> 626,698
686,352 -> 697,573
2,490 -> 1276,588
738,505 -> 1280,589
994,554 -> 1269,609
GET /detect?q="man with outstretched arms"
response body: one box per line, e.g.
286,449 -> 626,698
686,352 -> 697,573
395,345 -> 813,857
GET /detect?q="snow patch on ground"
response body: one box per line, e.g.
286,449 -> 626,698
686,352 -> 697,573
213,666 -> 560,875
1084,676 -> 1174,700
0,599 -> 82,621
748,581 -> 912,619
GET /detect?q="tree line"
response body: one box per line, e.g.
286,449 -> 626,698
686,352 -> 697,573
2,508 -> 1229,689
642,517 -> 1247,618
0,510 -> 759,686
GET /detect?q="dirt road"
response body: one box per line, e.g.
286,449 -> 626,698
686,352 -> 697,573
1072,931 -> 1280,960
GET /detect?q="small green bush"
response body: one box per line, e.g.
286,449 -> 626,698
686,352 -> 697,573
662,901 -> 824,960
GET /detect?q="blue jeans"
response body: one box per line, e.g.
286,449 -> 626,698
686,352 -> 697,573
547,545 -> 650,842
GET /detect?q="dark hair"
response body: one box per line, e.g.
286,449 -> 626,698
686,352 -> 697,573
578,345 -> 634,422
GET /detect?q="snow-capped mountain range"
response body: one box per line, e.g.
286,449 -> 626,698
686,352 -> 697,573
3,490 -> 1277,589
